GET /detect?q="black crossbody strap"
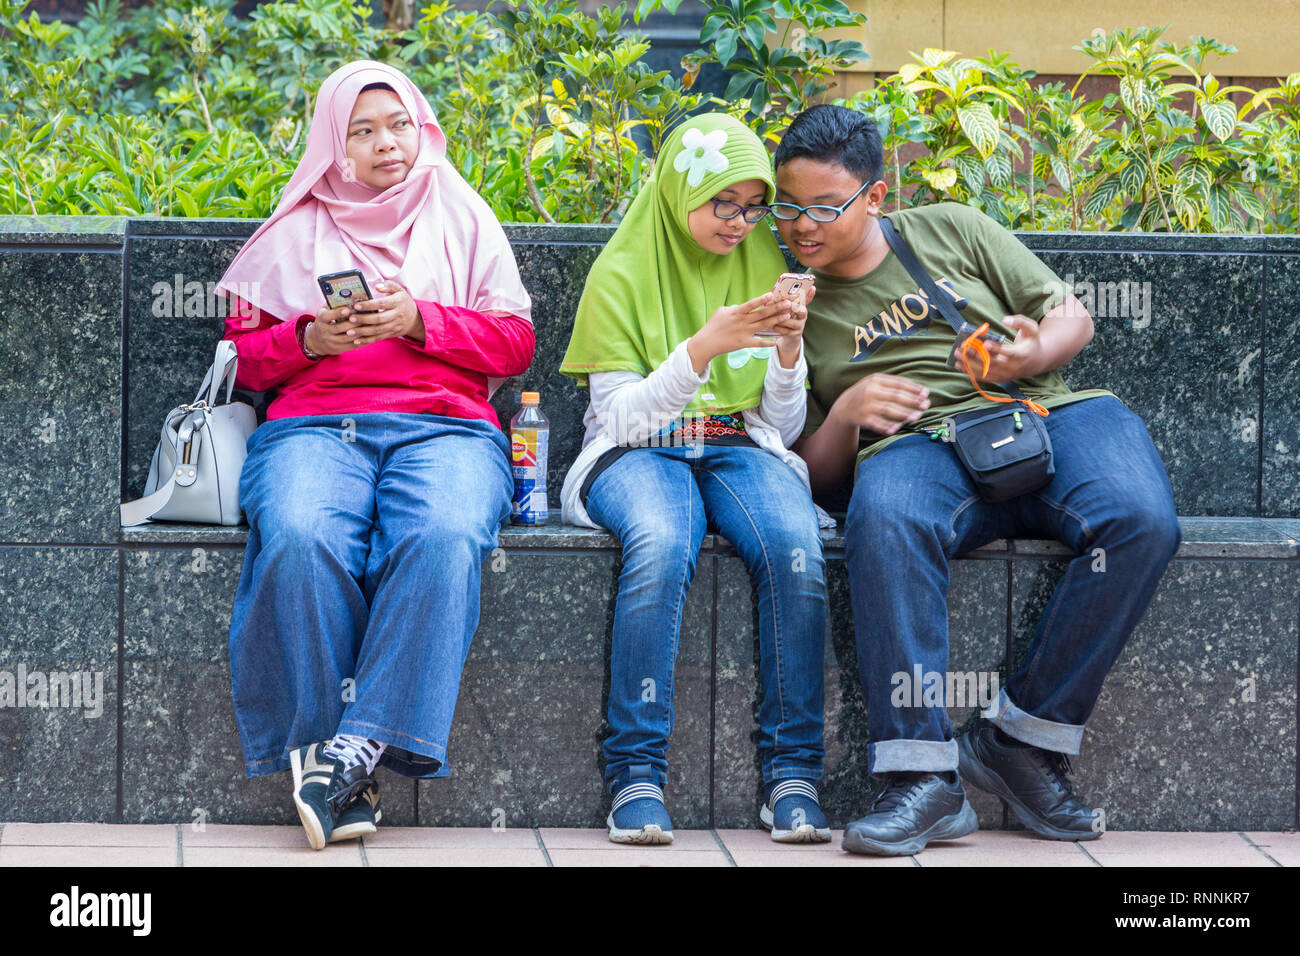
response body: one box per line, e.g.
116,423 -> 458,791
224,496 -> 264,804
878,215 -> 1031,403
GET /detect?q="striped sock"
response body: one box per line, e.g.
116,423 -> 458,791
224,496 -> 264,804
324,734 -> 385,775
611,780 -> 665,813
767,778 -> 820,808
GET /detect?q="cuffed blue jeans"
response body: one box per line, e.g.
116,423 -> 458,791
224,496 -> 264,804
229,412 -> 512,779
844,396 -> 1180,774
585,444 -> 827,790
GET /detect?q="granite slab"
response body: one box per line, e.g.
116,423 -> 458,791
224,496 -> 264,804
0,547 -> 117,822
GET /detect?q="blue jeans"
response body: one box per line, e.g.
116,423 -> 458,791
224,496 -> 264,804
844,396 -> 1180,774
228,412 -> 512,779
585,444 -> 827,790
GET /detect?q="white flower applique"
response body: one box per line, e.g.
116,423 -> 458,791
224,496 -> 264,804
673,127 -> 729,187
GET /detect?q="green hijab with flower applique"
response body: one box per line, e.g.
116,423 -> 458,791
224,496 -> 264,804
559,113 -> 788,416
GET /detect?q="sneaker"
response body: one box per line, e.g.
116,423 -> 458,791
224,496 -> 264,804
607,779 -> 674,845
842,771 -> 978,856
759,778 -> 831,843
289,741 -> 338,850
329,777 -> 382,844
958,722 -> 1100,841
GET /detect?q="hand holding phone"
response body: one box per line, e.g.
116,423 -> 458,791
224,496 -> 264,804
318,270 -> 376,314
757,272 -> 815,339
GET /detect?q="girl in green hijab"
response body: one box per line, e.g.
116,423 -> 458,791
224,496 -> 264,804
559,113 -> 830,846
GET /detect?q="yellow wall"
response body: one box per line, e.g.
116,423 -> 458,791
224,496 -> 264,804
826,0 -> 1300,77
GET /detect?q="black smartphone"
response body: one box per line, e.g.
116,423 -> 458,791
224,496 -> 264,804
317,270 -> 375,314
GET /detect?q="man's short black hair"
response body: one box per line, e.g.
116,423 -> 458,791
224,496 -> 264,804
774,104 -> 884,185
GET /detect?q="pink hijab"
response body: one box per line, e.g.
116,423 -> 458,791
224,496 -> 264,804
217,59 -> 531,328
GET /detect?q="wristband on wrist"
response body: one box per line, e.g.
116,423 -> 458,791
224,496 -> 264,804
298,319 -> 323,360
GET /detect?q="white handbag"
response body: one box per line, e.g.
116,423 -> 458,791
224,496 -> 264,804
121,340 -> 257,527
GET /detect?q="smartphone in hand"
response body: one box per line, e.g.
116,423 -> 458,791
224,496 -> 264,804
317,270 -> 375,316
756,272 -> 815,338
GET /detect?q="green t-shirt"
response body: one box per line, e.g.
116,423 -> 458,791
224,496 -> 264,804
801,202 -> 1112,468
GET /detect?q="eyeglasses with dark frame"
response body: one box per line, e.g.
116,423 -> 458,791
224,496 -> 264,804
710,199 -> 772,223
769,180 -> 872,223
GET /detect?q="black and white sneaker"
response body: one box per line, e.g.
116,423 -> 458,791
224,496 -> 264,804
289,741 -> 339,851
842,771 -> 978,856
329,777 -> 381,843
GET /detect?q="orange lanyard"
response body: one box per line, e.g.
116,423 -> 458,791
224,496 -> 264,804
956,323 -> 1050,418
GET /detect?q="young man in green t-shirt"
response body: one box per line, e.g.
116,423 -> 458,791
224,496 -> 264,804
773,105 -> 1181,856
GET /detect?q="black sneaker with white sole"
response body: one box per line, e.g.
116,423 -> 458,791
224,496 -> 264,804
289,741 -> 339,850
842,771 -> 978,856
958,721 -> 1100,841
329,777 -> 381,843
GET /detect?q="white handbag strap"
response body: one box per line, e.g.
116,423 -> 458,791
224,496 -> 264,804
195,339 -> 239,407
120,472 -> 178,527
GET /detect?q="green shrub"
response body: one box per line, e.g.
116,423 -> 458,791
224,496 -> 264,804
1,0 -> 1295,232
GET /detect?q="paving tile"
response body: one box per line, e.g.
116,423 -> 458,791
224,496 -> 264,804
182,846 -> 363,866
365,848 -> 548,867
546,849 -> 730,867
713,828 -> 837,852
0,845 -> 175,867
716,829 -> 916,867
360,827 -> 539,849
1,823 -> 176,847
1242,832 -> 1300,866
536,827 -> 718,851
1082,831 -> 1275,867
912,829 -> 1095,867
182,825 -> 309,848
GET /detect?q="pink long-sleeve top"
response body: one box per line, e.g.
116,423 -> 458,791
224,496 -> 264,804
223,297 -> 535,427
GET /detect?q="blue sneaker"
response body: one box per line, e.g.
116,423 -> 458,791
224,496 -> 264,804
607,777 -> 674,845
760,778 -> 832,843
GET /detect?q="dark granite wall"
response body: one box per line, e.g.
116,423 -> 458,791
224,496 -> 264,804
93,218 -> 1300,518
2,216 -> 1298,830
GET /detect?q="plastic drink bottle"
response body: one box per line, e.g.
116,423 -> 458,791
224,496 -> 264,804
510,391 -> 549,525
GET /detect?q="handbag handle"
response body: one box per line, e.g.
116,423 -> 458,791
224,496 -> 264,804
878,216 -> 1045,413
193,339 -> 239,407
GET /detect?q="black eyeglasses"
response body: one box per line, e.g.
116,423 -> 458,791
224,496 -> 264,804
769,180 -> 871,222
711,199 -> 772,223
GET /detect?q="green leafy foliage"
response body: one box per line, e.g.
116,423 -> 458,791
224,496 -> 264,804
0,0 -> 699,222
839,28 -> 1299,232
1,2 -> 1295,232
680,0 -> 870,145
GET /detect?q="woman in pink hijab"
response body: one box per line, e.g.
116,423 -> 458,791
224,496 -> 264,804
217,60 -> 534,850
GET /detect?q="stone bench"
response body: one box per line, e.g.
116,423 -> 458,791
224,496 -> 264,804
1,216 -> 1298,831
